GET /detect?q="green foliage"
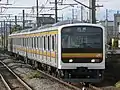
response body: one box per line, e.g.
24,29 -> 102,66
11,25 -> 22,33
24,71 -> 42,79
115,81 -> 120,88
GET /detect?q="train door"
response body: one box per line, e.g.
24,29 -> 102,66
10,38 -> 13,52
46,34 -> 51,65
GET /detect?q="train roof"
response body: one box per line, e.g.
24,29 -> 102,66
9,20 -> 104,36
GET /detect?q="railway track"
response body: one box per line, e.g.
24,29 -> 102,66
0,52 -> 102,90
37,69 -> 102,90
0,60 -> 33,90
0,74 -> 8,90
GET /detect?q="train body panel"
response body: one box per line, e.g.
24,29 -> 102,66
8,22 -> 105,83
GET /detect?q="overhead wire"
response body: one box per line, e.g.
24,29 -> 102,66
38,0 -> 49,13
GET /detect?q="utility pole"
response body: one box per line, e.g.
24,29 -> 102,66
9,20 -> 12,34
1,22 -> 3,47
36,0 -> 39,27
15,16 -> 17,25
62,14 -> 63,21
5,22 -> 8,49
89,0 -> 96,23
55,0 -> 58,23
3,20 -> 5,50
72,8 -> 74,20
81,6 -> 83,22
74,0 -> 103,24
23,10 -> 25,29
7,0 -> 9,4
105,9 -> 108,43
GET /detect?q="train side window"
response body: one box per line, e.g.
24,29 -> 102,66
22,38 -> 23,47
52,35 -> 55,51
54,35 -> 56,51
37,37 -> 38,49
34,37 -> 35,48
30,37 -> 31,48
29,38 -> 30,47
33,37 -> 35,48
29,37 -> 30,48
40,36 -> 42,49
44,36 -> 46,50
48,36 -> 50,51
40,36 -> 41,49
56,34 -> 58,51
25,38 -> 27,47
38,37 -> 40,49
45,36 -> 48,50
19,38 -> 21,46
15,38 -> 16,45
42,36 -> 43,49
26,37 -> 28,47
49,35 -> 51,51
24,38 -> 26,47
35,37 -> 36,49
42,36 -> 44,50
18,38 -> 19,45
32,37 -> 33,48
28,38 -> 29,47
23,38 -> 24,46
32,37 -> 34,48
25,38 -> 26,47
23,38 -> 24,47
26,38 -> 27,47
42,36 -> 43,50
21,38 -> 22,46
16,38 -> 18,45
16,38 -> 17,45
27,37 -> 28,47
24,38 -> 25,47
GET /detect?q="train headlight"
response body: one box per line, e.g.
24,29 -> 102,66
91,59 -> 96,63
91,59 -> 100,63
69,59 -> 73,62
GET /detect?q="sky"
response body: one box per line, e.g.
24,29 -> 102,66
0,0 -> 120,21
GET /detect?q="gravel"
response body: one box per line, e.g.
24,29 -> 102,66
1,53 -> 120,90
0,78 -> 7,90
0,54 -> 74,90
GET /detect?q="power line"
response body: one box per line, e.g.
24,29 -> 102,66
0,6 -> 54,9
39,0 -> 49,13
73,0 -> 92,9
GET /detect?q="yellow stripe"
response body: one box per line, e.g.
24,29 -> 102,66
62,53 -> 103,58
16,47 -> 56,58
9,30 -> 58,38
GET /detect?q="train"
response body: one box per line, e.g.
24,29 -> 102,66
8,20 -> 105,83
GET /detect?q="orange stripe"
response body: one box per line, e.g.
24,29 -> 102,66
16,47 -> 56,58
62,53 -> 103,58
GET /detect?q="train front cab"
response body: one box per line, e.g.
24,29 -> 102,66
58,24 -> 105,83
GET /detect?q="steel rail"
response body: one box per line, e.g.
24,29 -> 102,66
0,61 -> 33,90
0,74 -> 11,90
37,69 -> 81,90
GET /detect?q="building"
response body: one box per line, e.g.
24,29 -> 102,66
114,14 -> 120,38
99,20 -> 114,43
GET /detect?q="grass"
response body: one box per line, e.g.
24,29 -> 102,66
24,71 -> 42,79
115,81 -> 120,88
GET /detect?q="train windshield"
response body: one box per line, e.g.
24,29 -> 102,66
61,26 -> 103,48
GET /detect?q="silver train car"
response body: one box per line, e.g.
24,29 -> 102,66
8,21 -> 105,83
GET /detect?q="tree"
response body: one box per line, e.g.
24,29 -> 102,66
11,25 -> 22,33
